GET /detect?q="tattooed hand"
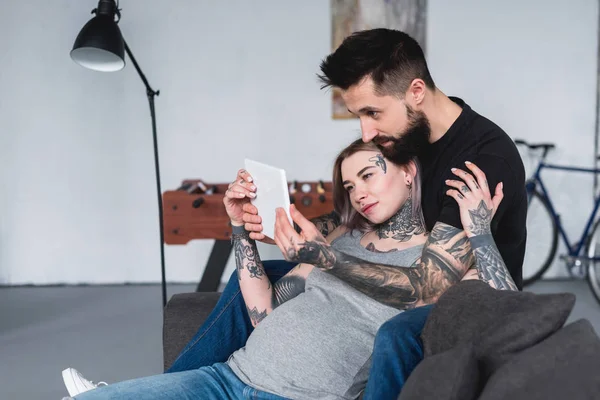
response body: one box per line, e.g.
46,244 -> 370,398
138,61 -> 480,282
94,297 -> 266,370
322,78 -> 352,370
445,161 -> 504,238
273,204 -> 336,268
446,162 -> 517,291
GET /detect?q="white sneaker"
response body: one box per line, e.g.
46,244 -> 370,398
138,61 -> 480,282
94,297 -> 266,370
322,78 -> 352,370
62,368 -> 108,396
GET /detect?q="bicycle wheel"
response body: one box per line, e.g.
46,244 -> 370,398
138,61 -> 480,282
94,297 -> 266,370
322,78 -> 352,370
523,190 -> 559,286
585,219 -> 600,304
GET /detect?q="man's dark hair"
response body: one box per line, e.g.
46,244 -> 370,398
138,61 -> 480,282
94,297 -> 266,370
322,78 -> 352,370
318,28 -> 435,96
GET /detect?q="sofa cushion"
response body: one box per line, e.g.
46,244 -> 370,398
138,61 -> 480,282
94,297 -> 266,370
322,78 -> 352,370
421,281 -> 575,377
163,292 -> 221,371
478,319 -> 600,400
398,342 -> 479,400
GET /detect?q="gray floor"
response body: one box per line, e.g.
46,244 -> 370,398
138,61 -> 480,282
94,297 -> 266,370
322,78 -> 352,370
1,281 -> 599,400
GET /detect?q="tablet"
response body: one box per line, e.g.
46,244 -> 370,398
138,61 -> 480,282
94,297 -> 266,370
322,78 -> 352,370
244,159 -> 292,240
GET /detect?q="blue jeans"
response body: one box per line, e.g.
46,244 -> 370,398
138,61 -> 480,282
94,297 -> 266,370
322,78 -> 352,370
72,362 -> 288,400
363,304 -> 433,399
168,260 -> 432,399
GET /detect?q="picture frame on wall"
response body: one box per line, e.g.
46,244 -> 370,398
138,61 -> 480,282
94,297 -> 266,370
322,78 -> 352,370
330,0 -> 428,119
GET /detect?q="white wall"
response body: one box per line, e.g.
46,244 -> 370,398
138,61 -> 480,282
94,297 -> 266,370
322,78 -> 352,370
428,0 -> 599,279
0,0 -> 597,285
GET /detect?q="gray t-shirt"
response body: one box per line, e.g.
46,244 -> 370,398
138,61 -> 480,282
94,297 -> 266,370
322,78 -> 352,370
227,230 -> 424,400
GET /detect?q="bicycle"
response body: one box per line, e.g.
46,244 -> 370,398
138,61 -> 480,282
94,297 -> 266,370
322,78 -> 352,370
516,139 -> 600,304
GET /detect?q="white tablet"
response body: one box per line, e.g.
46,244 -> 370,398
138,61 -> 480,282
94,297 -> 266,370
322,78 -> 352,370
244,159 -> 292,240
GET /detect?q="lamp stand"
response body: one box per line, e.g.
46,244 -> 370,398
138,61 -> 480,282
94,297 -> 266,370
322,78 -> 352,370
123,40 -> 168,308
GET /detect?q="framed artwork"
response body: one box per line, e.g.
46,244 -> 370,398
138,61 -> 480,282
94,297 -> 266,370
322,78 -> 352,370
330,0 -> 428,119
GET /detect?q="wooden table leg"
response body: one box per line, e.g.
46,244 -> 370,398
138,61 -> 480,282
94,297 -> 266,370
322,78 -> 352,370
196,240 -> 234,292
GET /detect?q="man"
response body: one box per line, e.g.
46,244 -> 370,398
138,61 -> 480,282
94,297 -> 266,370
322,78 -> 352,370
264,28 -> 525,295
68,29 -> 527,399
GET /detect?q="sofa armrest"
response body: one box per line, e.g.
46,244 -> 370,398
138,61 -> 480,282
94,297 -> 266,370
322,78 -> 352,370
163,292 -> 221,371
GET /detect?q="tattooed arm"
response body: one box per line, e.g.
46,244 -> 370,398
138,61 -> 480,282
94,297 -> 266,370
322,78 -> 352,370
469,232 -> 517,290
308,210 -> 341,238
446,162 -> 518,291
223,169 -> 313,326
231,224 -> 313,326
275,205 -> 474,310
325,222 -> 473,308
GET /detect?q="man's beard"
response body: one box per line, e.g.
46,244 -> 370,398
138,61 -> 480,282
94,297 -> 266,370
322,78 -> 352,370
372,106 -> 431,165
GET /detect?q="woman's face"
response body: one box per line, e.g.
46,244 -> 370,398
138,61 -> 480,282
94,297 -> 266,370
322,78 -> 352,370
341,150 -> 412,224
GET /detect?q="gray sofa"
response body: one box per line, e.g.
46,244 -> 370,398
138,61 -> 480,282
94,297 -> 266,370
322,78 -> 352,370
163,292 -> 220,371
163,281 -> 600,399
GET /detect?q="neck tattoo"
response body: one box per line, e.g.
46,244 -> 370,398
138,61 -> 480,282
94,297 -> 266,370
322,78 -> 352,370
375,195 -> 426,242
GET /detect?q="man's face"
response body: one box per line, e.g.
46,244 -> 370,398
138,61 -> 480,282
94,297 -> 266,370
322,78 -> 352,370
341,77 -> 431,162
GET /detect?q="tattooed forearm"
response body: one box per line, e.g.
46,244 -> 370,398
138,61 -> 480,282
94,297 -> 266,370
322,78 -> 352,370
232,226 -> 272,326
445,235 -> 475,268
464,200 -> 517,291
429,224 -> 462,245
299,223 -> 472,309
232,225 -> 311,326
325,244 -> 465,309
286,235 -> 337,269
232,229 -> 265,281
309,211 -> 341,237
470,234 -> 518,291
246,306 -> 268,325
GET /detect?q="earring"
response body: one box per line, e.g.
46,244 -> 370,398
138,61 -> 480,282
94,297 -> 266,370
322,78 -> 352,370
407,181 -> 412,191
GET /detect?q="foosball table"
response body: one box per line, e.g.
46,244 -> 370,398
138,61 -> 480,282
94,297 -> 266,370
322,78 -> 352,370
163,179 -> 335,291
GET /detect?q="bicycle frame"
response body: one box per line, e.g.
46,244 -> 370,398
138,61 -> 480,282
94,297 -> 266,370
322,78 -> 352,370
529,161 -> 600,259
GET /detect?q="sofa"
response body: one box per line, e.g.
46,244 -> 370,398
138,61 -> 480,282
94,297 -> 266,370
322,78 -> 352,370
163,291 -> 221,371
163,281 -> 600,399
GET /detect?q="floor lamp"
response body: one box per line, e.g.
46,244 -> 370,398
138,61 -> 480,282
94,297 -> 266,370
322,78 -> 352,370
70,0 -> 168,307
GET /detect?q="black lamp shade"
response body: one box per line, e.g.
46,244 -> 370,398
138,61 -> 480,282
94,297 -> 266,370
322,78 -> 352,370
71,14 -> 125,72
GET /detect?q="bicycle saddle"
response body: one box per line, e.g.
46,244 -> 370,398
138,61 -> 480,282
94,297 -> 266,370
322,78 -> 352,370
514,139 -> 556,150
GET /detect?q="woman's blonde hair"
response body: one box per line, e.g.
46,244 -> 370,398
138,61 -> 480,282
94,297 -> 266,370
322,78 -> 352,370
332,138 -> 423,232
